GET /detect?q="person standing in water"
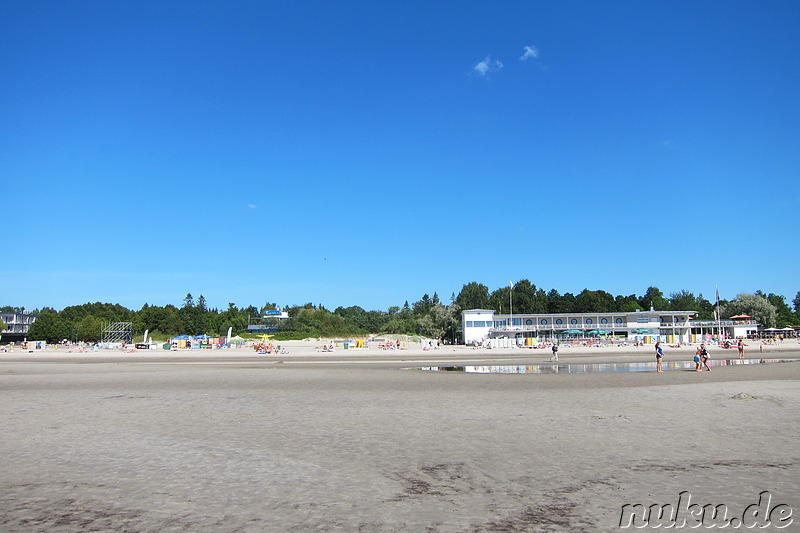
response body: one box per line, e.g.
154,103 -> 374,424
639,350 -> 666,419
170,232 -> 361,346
696,343 -> 711,371
655,341 -> 664,372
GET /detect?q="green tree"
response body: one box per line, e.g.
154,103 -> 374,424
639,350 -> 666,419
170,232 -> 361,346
488,285 -> 510,314
695,293 -> 715,320
668,290 -> 701,312
417,302 -> 459,341
491,280 -> 547,315
762,293 -> 795,327
412,294 -> 433,317
75,315 -> 103,342
157,305 -> 183,337
615,294 -> 640,312
639,287 -> 668,311
26,308 -> 70,343
721,294 -> 778,329
180,294 -> 205,335
575,289 -> 616,313
456,282 -> 491,311
546,290 -> 575,313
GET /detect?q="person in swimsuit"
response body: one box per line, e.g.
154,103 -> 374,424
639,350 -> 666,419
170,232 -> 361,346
655,342 -> 664,372
738,339 -> 745,361
699,344 -> 711,371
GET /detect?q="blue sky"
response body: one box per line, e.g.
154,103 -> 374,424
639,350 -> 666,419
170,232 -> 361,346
2,1 -> 799,312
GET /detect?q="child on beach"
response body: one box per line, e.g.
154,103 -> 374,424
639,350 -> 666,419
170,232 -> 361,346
699,344 -> 711,371
655,342 -> 664,372
694,344 -> 711,371
550,343 -> 559,362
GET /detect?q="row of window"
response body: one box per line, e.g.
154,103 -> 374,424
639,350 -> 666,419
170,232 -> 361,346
466,318 -> 626,328
466,316 -> 687,328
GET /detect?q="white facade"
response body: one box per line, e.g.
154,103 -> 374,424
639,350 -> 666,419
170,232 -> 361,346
686,319 -> 759,340
462,309 -> 698,344
0,310 -> 37,341
461,310 -> 496,343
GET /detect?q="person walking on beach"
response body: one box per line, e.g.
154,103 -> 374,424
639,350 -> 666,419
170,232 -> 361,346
550,342 -> 559,362
737,339 -> 745,361
655,341 -> 664,372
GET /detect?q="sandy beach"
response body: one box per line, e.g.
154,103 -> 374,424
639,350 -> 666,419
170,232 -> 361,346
1,341 -> 798,531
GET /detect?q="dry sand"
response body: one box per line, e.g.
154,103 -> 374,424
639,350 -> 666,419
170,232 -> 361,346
1,341 -> 798,532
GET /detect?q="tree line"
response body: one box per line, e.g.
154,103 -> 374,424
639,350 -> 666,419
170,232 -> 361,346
3,282 -> 799,344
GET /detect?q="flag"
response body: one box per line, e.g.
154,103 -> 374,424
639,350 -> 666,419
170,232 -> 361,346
715,287 -> 720,303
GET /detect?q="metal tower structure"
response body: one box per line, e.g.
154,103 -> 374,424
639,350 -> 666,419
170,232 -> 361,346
101,322 -> 133,344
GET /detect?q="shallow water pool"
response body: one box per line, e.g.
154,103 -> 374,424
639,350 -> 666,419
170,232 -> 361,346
415,358 -> 799,374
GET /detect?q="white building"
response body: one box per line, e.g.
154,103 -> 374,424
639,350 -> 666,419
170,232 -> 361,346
462,309 -> 699,345
0,310 -> 37,343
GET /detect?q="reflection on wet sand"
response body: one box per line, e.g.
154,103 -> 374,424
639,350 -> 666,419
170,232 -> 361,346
418,358 -> 799,374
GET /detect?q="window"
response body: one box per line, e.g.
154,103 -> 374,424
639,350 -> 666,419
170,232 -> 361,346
466,321 -> 473,327
556,319 -> 563,325
541,319 -> 547,325
586,319 -> 593,324
473,321 -> 485,328
571,319 -> 578,324
615,318 -> 623,324
601,318 -> 608,324
525,319 -> 533,325
512,318 -> 522,326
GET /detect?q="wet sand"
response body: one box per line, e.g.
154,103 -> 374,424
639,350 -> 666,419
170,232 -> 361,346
1,342 -> 798,531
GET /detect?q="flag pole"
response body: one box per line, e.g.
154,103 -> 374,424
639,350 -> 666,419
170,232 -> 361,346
715,286 -> 722,341
509,281 -> 514,344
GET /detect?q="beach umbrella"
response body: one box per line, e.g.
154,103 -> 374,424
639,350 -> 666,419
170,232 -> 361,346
588,329 -> 610,335
633,328 -> 653,334
562,329 -> 583,334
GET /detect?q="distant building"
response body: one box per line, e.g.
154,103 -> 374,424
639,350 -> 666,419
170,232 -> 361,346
462,309 -> 700,345
0,310 -> 37,343
247,309 -> 291,333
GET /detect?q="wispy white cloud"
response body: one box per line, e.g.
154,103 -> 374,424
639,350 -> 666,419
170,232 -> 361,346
520,45 -> 539,61
474,55 -> 503,76
247,204 -> 257,209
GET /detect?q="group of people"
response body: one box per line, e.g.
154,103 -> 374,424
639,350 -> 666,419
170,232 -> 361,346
692,344 -> 712,371
655,337 -> 747,372
254,343 -> 287,355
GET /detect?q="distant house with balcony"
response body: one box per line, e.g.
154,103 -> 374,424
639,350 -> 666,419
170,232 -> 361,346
0,310 -> 37,343
246,309 -> 291,333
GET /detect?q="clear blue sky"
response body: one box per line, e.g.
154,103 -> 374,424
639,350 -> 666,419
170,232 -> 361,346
2,1 -> 799,312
